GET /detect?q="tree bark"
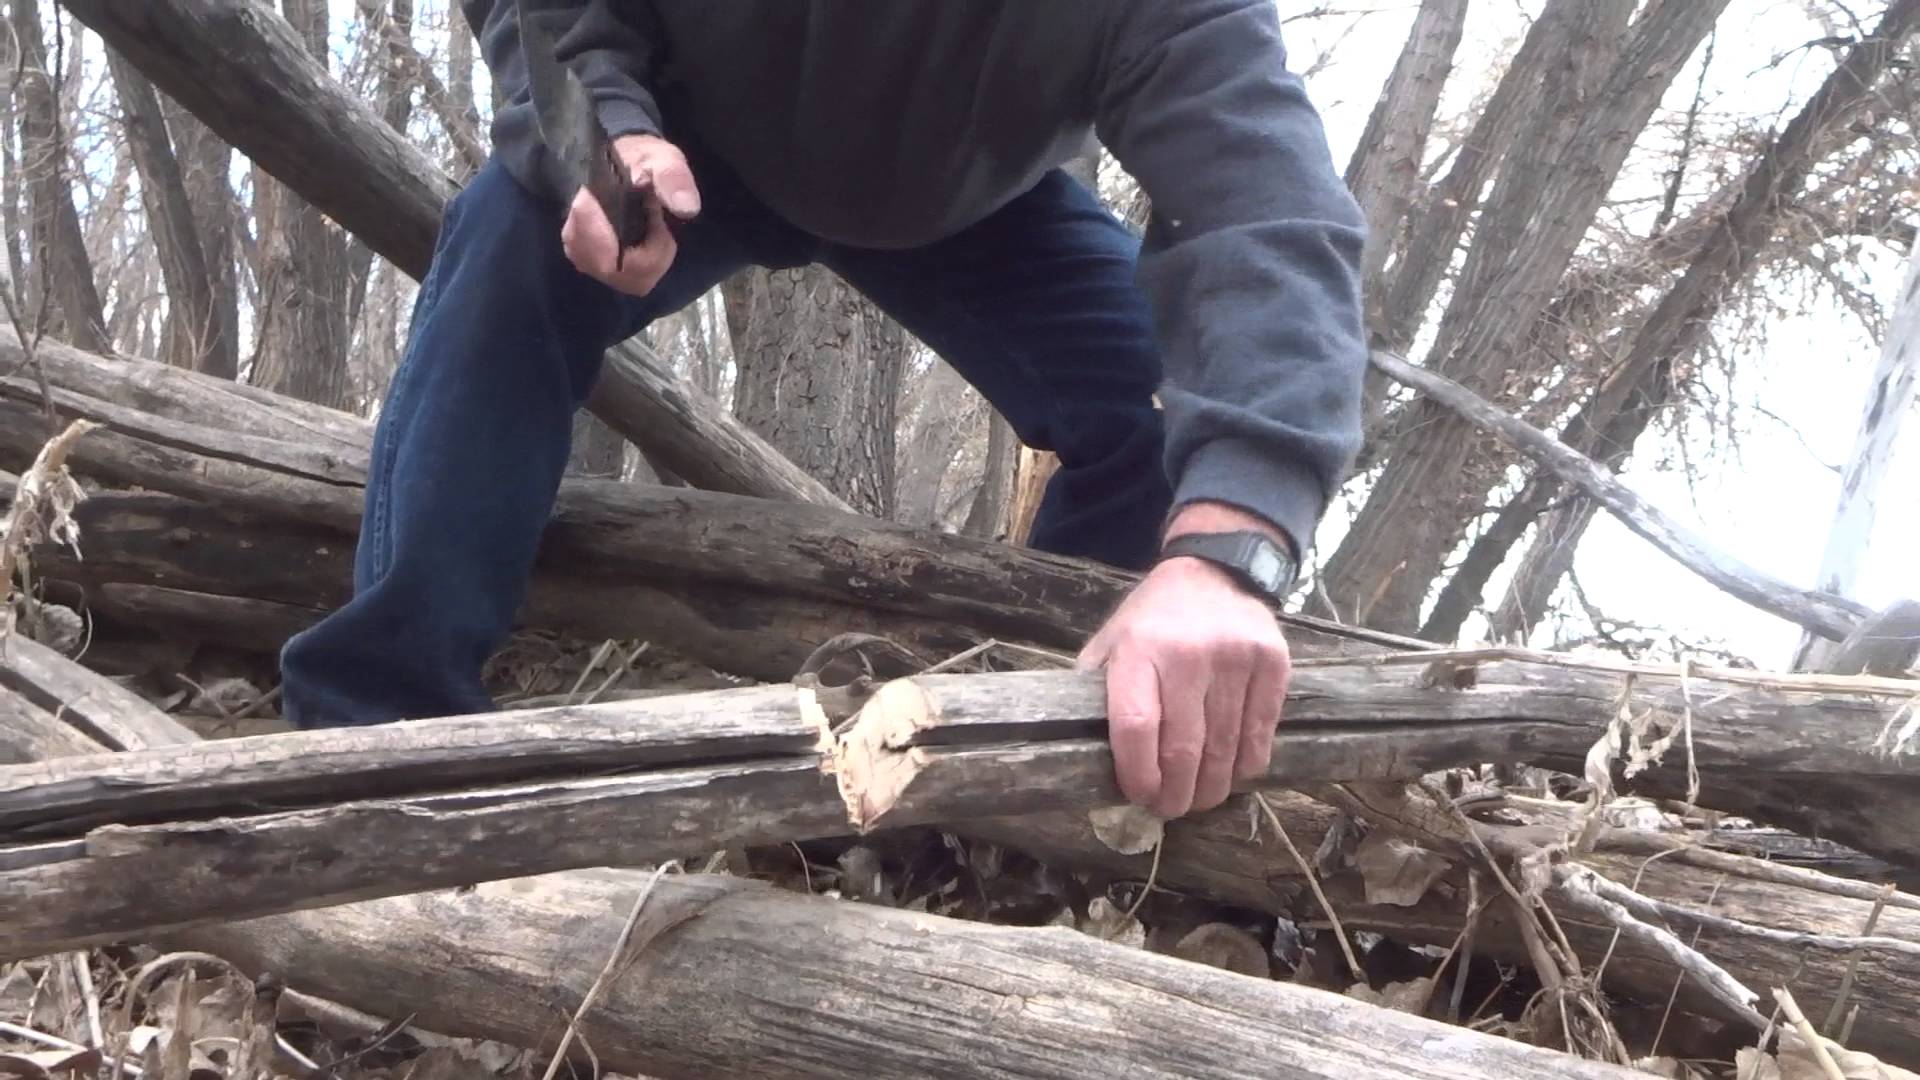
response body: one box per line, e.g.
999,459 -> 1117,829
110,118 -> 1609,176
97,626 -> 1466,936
1795,239 -> 1920,669
1319,0 -> 1728,634
726,269 -> 906,517
107,54 -> 227,377
161,95 -> 239,380
62,0 -> 846,508
246,0 -> 355,410
9,0 -> 108,353
7,656 -> 1919,955
961,411 -> 1016,540
1343,0 -> 1468,301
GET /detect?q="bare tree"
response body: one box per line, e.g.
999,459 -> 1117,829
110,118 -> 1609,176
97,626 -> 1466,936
9,0 -> 108,351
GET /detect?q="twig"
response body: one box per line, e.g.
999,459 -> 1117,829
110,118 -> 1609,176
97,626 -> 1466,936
1447,871 -> 1483,1023
565,640 -> 618,702
69,952 -> 100,1050
1773,986 -> 1847,1080
1651,875 -> 1728,1059
1253,792 -> 1361,978
1115,838 -> 1164,933
1553,866 -> 1766,1028
1822,882 -> 1896,1034
539,862 -> 679,1080
584,642 -> 649,705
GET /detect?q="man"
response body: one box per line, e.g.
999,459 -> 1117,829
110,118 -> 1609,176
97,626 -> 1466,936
280,0 -> 1368,821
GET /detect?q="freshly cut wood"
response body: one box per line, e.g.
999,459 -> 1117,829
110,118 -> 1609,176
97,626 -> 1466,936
1369,348 -> 1871,640
963,794 -> 1920,1064
10,633 -> 1646,1080
5,656 -> 1918,958
60,0 -> 846,509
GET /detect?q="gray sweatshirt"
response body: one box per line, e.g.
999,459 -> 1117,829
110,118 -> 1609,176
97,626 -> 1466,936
462,0 -> 1367,557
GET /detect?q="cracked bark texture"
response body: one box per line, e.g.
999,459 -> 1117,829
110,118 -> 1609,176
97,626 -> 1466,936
726,267 -> 907,518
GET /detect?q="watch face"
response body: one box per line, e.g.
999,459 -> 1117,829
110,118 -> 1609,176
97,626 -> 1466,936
1248,543 -> 1285,592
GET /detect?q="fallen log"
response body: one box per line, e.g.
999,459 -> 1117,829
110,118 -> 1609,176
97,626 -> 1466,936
1369,347 -> 1871,640
963,795 -> 1920,1065
5,657 -> 1918,958
58,1 -> 845,510
10,636 -> 1648,1080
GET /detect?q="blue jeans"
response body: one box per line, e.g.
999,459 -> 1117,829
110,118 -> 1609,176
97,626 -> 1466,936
280,148 -> 1171,728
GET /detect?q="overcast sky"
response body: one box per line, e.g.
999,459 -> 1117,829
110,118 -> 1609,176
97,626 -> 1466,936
1288,0 -> 1917,667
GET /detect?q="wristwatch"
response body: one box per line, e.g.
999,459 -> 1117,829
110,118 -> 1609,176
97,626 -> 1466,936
1158,530 -> 1299,602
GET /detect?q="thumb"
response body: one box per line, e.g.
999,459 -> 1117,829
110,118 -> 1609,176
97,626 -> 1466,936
1077,625 -> 1115,672
648,154 -> 701,220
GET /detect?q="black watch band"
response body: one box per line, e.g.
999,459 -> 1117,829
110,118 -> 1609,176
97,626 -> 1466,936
1158,530 -> 1298,601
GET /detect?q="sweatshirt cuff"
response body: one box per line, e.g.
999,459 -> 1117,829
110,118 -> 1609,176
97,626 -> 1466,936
1170,439 -> 1327,560
594,93 -> 663,142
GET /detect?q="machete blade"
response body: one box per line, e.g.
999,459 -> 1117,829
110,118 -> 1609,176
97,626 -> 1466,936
515,0 -> 651,264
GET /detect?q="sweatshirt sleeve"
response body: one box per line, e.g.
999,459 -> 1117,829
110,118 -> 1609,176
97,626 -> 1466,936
1092,0 -> 1366,557
460,0 -> 665,201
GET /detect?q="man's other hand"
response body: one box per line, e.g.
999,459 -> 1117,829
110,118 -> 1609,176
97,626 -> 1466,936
1078,503 -> 1292,819
561,133 -> 701,296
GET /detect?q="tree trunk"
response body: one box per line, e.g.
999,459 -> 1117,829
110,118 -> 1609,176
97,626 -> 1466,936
1471,2 -> 1920,645
1795,239 -> 1920,669
893,360 -> 983,528
161,96 -> 239,379
726,268 -> 905,517
107,54 -> 226,376
1343,0 -> 1468,301
961,411 -> 1016,540
10,0 -> 108,352
1318,0 -> 1726,634
246,0 -> 354,409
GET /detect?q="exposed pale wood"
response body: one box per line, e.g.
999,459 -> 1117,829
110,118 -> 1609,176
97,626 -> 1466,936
1368,347 -> 1870,640
1798,241 -> 1920,669
1,650 -> 1648,1080
959,794 -> 1920,1063
63,0 -> 846,508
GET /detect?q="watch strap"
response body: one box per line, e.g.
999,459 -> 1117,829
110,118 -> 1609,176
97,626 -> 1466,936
1158,530 -> 1298,600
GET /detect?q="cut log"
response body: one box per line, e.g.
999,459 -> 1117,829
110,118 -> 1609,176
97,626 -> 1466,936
5,656 -> 1918,958
1368,347 -> 1871,641
8,637 -> 1647,1080
962,794 -> 1920,1065
60,0 -> 845,509
0,366 -> 1425,677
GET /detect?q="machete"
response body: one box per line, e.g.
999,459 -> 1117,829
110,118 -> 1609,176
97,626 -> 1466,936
515,0 -> 661,267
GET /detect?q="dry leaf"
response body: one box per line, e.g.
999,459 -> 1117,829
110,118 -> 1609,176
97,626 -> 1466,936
1344,977 -> 1432,1015
1171,924 -> 1269,978
1778,1026 -> 1920,1080
1088,804 -> 1163,856
1080,896 -> 1146,949
1735,1048 -> 1784,1080
1352,831 -> 1451,907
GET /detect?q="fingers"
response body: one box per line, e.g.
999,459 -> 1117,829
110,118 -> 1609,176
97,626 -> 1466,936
1103,645 -> 1163,808
1236,636 -> 1290,783
1190,646 -> 1251,813
1151,645 -> 1208,818
560,134 -> 698,297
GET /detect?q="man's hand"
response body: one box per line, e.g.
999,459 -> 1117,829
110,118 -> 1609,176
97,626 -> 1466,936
560,133 -> 701,296
1078,502 -> 1293,819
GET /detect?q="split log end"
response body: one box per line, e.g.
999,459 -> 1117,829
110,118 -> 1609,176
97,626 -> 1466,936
833,678 -> 937,831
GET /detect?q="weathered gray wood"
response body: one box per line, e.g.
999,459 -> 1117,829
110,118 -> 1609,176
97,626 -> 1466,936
1369,348 -> 1871,640
0,688 -> 100,763
0,635 -> 196,752
962,794 -> 1920,1064
60,0 -> 846,510
1820,599 -> 1920,678
1794,182 -> 1920,668
171,869 -> 1646,1080
0,649 -> 1649,1080
6,659 -> 1918,956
